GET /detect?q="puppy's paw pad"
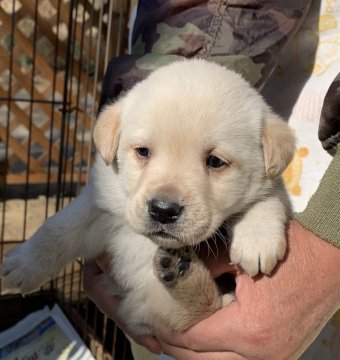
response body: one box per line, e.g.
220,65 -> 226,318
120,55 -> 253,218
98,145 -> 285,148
153,247 -> 192,287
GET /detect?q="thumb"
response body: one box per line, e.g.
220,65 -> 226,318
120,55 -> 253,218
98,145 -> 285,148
156,273 -> 256,353
155,301 -> 244,353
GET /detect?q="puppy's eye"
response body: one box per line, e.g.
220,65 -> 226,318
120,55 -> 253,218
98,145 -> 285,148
206,155 -> 225,168
136,147 -> 150,158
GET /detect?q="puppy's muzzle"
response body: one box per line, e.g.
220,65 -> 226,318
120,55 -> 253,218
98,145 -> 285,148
148,198 -> 184,224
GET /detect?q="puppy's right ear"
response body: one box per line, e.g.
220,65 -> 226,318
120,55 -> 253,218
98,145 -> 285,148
93,100 -> 124,165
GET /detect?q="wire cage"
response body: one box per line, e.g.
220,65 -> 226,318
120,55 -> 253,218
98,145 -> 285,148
0,0 -> 134,358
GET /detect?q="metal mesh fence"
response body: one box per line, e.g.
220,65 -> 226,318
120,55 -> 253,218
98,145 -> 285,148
0,0 -> 133,358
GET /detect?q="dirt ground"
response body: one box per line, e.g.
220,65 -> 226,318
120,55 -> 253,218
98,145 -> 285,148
0,196 -> 82,298
0,196 -> 71,243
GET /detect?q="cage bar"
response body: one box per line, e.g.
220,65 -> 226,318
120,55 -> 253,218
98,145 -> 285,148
0,1 -> 133,359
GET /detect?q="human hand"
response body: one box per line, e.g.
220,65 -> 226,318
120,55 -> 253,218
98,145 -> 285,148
155,221 -> 340,360
83,256 -> 163,354
83,245 -> 236,355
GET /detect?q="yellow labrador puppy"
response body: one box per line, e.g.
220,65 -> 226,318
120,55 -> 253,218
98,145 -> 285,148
0,59 -> 295,335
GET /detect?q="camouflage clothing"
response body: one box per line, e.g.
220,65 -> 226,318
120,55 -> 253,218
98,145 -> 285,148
100,0 -> 312,108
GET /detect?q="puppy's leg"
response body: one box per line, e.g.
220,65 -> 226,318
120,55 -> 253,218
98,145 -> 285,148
152,247 -> 229,331
230,192 -> 288,277
116,246 -> 233,335
0,184 -> 105,294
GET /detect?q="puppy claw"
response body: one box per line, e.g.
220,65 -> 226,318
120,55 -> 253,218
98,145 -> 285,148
178,261 -> 190,276
259,254 -> 277,275
161,272 -> 175,282
230,234 -> 286,277
0,244 -> 51,294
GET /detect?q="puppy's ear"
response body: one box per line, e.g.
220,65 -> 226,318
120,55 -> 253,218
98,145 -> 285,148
93,100 -> 124,165
263,111 -> 295,179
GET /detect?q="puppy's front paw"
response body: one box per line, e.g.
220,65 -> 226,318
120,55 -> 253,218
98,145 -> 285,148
230,224 -> 286,277
153,247 -> 192,288
0,244 -> 50,294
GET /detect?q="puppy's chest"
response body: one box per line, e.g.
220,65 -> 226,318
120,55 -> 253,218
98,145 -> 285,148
107,225 -> 158,286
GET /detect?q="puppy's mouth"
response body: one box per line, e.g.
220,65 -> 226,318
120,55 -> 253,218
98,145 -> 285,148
148,230 -> 183,248
133,207 -> 224,247
146,222 -> 220,248
152,230 -> 178,239
147,222 -> 230,250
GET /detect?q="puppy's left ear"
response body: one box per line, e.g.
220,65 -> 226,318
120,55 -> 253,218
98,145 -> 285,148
263,111 -> 296,179
93,100 -> 124,165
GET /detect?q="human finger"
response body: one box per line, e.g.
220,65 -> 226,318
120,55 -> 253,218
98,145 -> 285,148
83,259 -> 120,319
96,252 -> 113,274
159,340 -> 245,360
155,276 -> 254,353
83,260 -> 162,354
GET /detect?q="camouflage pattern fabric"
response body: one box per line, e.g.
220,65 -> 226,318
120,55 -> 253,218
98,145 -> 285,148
99,0 -> 312,109
319,73 -> 340,155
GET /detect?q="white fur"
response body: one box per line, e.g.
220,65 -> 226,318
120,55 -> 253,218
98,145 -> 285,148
0,59 -> 295,335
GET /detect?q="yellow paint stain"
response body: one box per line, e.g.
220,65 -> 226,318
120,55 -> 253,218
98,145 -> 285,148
283,147 -> 309,196
312,37 -> 340,75
297,147 -> 309,157
319,14 -> 338,32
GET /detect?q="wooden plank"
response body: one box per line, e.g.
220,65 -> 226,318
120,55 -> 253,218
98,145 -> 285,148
19,0 -> 99,101
0,48 -> 91,161
0,125 -> 42,172
0,87 -> 61,163
0,7 -> 64,96
5,172 -> 88,185
0,7 -> 96,124
49,0 -> 105,76
18,0 -> 68,60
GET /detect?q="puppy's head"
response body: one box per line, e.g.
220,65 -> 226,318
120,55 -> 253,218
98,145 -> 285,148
94,60 -> 295,248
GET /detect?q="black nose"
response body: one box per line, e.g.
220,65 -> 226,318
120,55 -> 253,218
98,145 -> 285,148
148,199 -> 184,224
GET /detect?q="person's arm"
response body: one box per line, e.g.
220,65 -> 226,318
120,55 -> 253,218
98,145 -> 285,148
155,220 -> 340,360
295,74 -> 340,248
83,258 -> 163,355
295,144 -> 340,247
84,219 -> 340,359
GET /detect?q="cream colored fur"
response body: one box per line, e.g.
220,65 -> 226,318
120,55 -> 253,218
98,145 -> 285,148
0,59 -> 295,335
